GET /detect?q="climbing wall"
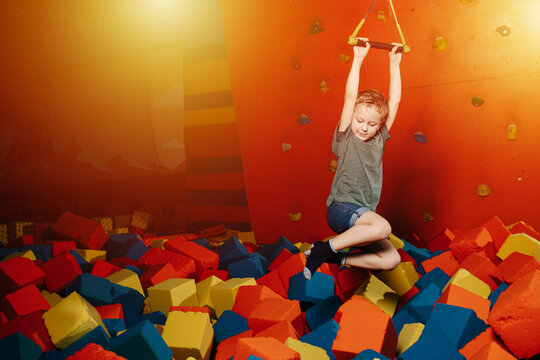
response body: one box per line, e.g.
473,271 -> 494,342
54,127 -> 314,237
219,0 -> 540,244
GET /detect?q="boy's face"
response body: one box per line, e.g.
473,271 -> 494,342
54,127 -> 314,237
351,104 -> 385,141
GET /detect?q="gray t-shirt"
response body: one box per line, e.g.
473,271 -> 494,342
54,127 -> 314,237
326,122 -> 391,210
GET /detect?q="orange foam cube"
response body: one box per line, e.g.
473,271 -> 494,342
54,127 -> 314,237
449,227 -> 497,263
232,285 -> 283,318
234,337 -> 300,360
255,320 -> 298,343
481,216 -> 511,251
488,270 -> 540,358
437,283 -> 491,322
247,297 -> 301,334
421,251 -> 459,277
460,253 -> 500,291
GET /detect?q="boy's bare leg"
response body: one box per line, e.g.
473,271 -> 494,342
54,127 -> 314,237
343,238 -> 401,270
331,211 -> 392,250
304,211 -> 396,279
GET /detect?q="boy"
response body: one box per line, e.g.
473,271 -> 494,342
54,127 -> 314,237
304,39 -> 402,280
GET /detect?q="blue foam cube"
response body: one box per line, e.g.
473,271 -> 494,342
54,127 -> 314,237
213,310 -> 249,343
22,244 -> 52,262
103,318 -> 127,337
68,249 -> 92,273
217,236 -> 249,268
400,283 -> 441,324
59,326 -> 109,359
0,248 -> 21,261
300,320 -> 339,360
353,349 -> 391,360
194,238 -> 213,250
288,271 -> 335,306
257,235 -> 299,261
402,241 -> 434,265
423,303 -> 488,349
392,308 -> 419,335
398,328 -> 465,360
305,295 -> 342,331
130,311 -> 167,327
111,283 -> 145,326
488,283 -> 509,308
64,273 -> 113,306
415,267 -> 450,291
227,254 -> 266,279
106,234 -> 148,261
0,332 -> 42,360
107,320 -> 172,360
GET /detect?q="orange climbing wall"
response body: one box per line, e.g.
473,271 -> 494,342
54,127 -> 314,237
220,0 -> 540,244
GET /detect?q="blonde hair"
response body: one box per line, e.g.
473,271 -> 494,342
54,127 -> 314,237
356,89 -> 389,120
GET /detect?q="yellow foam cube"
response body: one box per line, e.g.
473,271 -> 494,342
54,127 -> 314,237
108,227 -> 129,235
1,224 -> 9,245
211,277 -> 257,317
41,290 -> 63,307
143,296 -> 152,314
148,278 -> 198,316
106,269 -> 144,296
131,210 -> 151,230
354,275 -> 399,316
295,242 -> 313,252
151,239 -> 168,249
196,275 -> 224,315
397,323 -> 425,355
1,250 -> 37,262
236,231 -> 256,245
72,249 -> 107,263
92,217 -> 113,232
285,337 -> 329,360
42,292 -> 110,349
442,268 -> 491,299
8,221 -> 33,240
497,233 -> 540,262
389,233 -> 405,250
377,261 -> 419,296
162,311 -> 214,360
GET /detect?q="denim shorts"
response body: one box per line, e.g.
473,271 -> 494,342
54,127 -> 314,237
327,201 -> 373,234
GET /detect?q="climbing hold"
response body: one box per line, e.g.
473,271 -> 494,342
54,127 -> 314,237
289,212 -> 302,222
413,132 -> 428,143
496,25 -> 511,37
433,37 -> 448,51
329,159 -> 338,173
319,80 -> 329,93
423,212 -> 434,222
291,62 -> 302,70
477,184 -> 490,197
460,0 -> 475,3
281,143 -> 292,152
310,21 -> 325,35
377,10 -> 387,21
471,96 -> 485,107
299,114 -> 311,125
338,54 -> 351,64
506,124 -> 517,140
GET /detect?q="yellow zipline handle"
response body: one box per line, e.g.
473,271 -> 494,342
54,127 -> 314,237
388,0 -> 410,53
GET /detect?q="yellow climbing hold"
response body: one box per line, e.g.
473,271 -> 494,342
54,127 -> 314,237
377,10 -> 387,21
506,124 -> 517,140
329,159 -> 338,173
282,143 -> 292,152
319,80 -> 329,93
496,25 -> 511,37
338,54 -> 351,64
433,37 -> 448,51
423,212 -> 434,222
289,212 -> 302,222
477,184 -> 490,197
310,21 -> 325,35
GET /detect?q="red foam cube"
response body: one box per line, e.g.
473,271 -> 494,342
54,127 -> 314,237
232,285 -> 283,318
0,257 -> 45,296
247,297 -> 301,334
1,284 -> 51,320
481,216 -> 511,251
492,252 -> 540,284
215,330 -> 254,360
234,337 -> 300,360
50,211 -> 107,250
268,249 -> 293,271
169,306 -> 211,315
139,262 -> 178,290
256,270 -> 287,298
164,238 -> 219,277
96,304 -> 125,320
46,240 -> 77,257
449,226 -> 497,263
40,251 -> 82,293
460,253 -> 500,291
91,260 -> 122,278
65,343 -> 127,360
0,310 -> 55,352
138,248 -> 196,278
199,269 -> 229,282
427,228 -> 456,252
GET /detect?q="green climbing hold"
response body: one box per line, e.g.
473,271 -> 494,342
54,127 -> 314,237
471,96 -> 485,107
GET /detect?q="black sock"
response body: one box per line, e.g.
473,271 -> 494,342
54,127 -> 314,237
303,241 -> 336,280
325,252 -> 343,265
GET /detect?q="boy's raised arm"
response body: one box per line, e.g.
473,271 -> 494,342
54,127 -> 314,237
339,40 -> 370,132
385,44 -> 402,131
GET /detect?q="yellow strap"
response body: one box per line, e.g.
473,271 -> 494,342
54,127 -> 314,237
388,0 -> 407,46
